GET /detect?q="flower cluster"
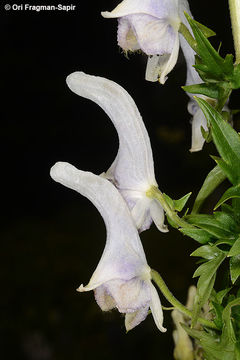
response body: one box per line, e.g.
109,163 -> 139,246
50,0 -> 216,334
51,72 -> 167,331
102,0 -> 210,151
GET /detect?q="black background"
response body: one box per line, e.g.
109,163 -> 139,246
1,1 -> 239,359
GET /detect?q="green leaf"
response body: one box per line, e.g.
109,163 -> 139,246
192,165 -> 226,214
211,301 -> 223,329
191,246 -> 226,326
222,298 -> 240,342
180,228 -> 212,244
215,288 -> 232,304
230,255 -> 240,283
195,98 -> 240,184
187,214 -> 236,239
229,236 -> 240,257
215,185 -> 240,210
163,192 -> 191,212
181,324 -> 235,360
173,192 -> 192,212
185,14 -> 234,82
183,83 -> 219,98
191,245 -> 221,260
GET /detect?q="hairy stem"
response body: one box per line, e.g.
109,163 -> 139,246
151,269 -> 219,331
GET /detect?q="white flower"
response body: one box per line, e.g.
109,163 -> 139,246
50,161 -> 166,332
188,99 -> 208,153
101,0 -> 194,84
66,71 -> 168,233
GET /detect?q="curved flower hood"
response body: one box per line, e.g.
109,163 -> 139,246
102,0 -> 194,84
66,71 -> 168,233
50,161 -> 166,332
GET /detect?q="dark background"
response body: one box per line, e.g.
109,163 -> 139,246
1,1 -> 239,359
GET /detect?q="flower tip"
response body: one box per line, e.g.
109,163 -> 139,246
101,11 -> 112,18
66,71 -> 87,90
50,161 -> 68,181
76,284 -> 85,292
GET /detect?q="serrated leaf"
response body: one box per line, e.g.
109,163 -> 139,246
173,192 -> 192,212
229,236 -> 240,257
191,245 -> 221,260
213,212 -> 239,233
181,324 -> 235,360
192,165 -> 226,214
192,248 -> 226,326
216,288 -> 232,304
230,255 -> 240,283
222,298 -> 240,342
196,98 -> 240,184
180,228 -> 212,244
212,157 -> 236,185
183,83 -> 219,98
215,184 -> 240,210
187,214 -> 235,239
185,14 -> 234,82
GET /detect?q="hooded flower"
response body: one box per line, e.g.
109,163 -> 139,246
66,71 -> 168,233
101,0 -> 194,84
50,161 -> 166,332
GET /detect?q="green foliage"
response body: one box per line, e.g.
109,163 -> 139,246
195,98 -> 240,185
182,298 -> 240,360
163,192 -> 191,212
215,185 -> 240,210
183,14 -> 240,111
192,165 -> 226,214
191,245 -> 226,326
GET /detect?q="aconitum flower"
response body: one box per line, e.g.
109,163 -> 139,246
188,99 -> 208,153
50,162 -> 166,332
101,0 -> 193,84
66,72 -> 168,233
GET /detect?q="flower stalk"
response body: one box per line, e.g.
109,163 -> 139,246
151,269 -> 219,331
146,186 -> 194,229
229,0 -> 240,64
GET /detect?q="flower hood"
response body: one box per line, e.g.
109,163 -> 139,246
66,71 -> 168,233
50,161 -> 166,332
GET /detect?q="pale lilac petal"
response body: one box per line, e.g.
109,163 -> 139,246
128,14 -> 175,55
50,162 -> 148,291
66,72 -> 157,191
149,283 -> 167,332
145,55 -> 162,82
117,17 -> 140,51
150,200 -> 168,233
125,305 -> 149,331
189,105 -> 207,152
101,0 -> 178,19
103,277 -> 151,313
94,285 -> 116,311
159,32 -> 180,84
131,197 -> 152,232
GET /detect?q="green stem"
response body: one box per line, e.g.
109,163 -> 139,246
229,0 -> 240,64
179,22 -> 198,52
151,269 -> 219,331
146,186 -> 194,229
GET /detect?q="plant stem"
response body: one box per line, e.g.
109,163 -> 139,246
229,0 -> 240,64
146,186 -> 194,229
151,269 -> 219,331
